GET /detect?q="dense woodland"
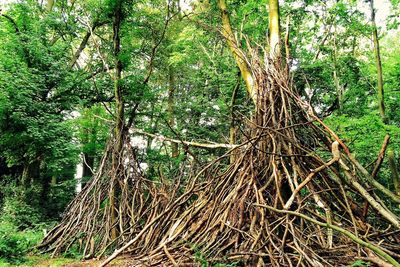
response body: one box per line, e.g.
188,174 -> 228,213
0,0 -> 400,266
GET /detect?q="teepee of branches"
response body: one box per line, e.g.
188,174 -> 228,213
39,53 -> 400,266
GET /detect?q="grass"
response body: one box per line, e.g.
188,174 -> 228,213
0,255 -> 75,267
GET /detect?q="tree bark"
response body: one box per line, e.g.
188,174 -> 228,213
370,0 -> 386,122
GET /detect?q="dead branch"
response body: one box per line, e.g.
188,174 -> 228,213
131,128 -> 238,149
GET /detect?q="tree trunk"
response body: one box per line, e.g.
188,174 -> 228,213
21,160 -> 40,188
110,0 -> 124,241
168,66 -> 179,158
370,0 -> 385,122
332,25 -> 343,112
268,0 -> 280,58
217,0 -> 256,104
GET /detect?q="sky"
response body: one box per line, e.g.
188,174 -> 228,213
0,0 -> 17,6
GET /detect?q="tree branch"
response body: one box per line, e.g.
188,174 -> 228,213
131,129 -> 238,149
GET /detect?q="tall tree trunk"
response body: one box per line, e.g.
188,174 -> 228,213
217,0 -> 281,105
168,66 -> 179,158
217,0 -> 256,104
332,25 -> 343,112
370,0 -> 385,122
268,0 -> 280,58
110,0 -> 124,241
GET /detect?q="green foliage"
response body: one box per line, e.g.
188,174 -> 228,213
0,221 -> 43,264
0,183 -> 56,264
1,196 -> 41,230
0,184 -> 42,229
348,259 -> 370,267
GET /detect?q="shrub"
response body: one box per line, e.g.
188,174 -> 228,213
0,221 -> 43,264
1,194 -> 41,230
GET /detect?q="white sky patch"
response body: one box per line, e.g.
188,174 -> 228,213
130,136 -> 148,150
139,162 -> 148,171
179,0 -> 194,12
0,0 -> 17,7
357,0 -> 392,29
74,159 -> 83,193
151,137 -> 163,150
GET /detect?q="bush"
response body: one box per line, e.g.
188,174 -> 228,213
0,184 -> 45,264
0,221 -> 43,264
1,196 -> 41,230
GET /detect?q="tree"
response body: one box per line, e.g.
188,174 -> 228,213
109,0 -> 124,241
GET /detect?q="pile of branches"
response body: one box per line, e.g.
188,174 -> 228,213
39,58 -> 400,266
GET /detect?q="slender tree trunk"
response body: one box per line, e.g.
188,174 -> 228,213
22,160 -> 40,188
268,0 -> 280,58
370,0 -> 385,122
284,15 -> 290,65
81,124 -> 95,186
51,175 -> 57,186
168,66 -> 179,158
110,0 -> 124,241
332,26 -> 343,112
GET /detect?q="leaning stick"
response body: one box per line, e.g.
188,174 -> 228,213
363,134 -> 390,219
372,134 -> 390,177
284,141 -> 340,210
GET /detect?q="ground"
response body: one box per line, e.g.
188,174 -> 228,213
0,256 -> 133,267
